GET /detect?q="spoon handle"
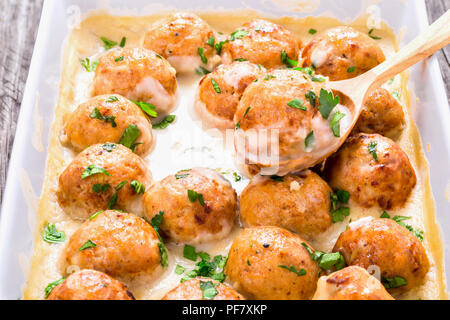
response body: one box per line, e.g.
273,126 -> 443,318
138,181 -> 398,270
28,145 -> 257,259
367,9 -> 450,91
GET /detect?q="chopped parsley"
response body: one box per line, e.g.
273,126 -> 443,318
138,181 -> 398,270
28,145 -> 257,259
44,278 -> 65,298
79,239 -> 97,251
330,111 -> 346,137
270,175 -> 284,182
308,28 -> 317,34
175,265 -> 186,275
181,245 -> 228,283
89,210 -> 104,220
368,141 -> 379,162
264,74 -> 276,80
234,58 -> 247,62
281,50 -> 298,68
211,78 -> 221,93
195,66 -> 211,75
330,207 -> 350,223
229,29 -> 249,41
206,36 -> 215,47
305,90 -> 317,108
197,47 -> 208,64
347,66 -> 356,73
130,100 -> 158,118
381,212 -> 424,241
102,143 -> 116,152
130,180 -> 145,194
305,130 -> 315,149
119,37 -> 126,47
106,96 -> 119,103
318,89 -> 340,119
287,99 -> 307,110
278,265 -> 306,276
118,124 -> 141,152
93,183 -> 110,193
293,66 -> 325,82
302,242 -> 346,271
199,281 -> 219,300
368,28 -> 382,40
152,115 -> 176,130
101,36 -> 118,50
233,172 -> 242,182
81,165 -> 111,180
175,169 -> 191,179
150,211 -> 168,267
114,56 -> 124,62
187,190 -> 205,207
381,276 -> 407,289
380,211 -> 390,219
42,223 -> 66,244
107,181 -> 127,209
89,108 -> 117,127
330,190 -> 350,223
80,58 -> 98,72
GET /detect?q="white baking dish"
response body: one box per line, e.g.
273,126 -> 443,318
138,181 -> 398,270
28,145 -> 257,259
0,0 -> 448,299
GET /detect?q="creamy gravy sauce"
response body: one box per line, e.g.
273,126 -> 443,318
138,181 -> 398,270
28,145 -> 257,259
23,10 -> 447,300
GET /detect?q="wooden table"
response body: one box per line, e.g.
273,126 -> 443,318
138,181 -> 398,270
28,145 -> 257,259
0,0 -> 449,204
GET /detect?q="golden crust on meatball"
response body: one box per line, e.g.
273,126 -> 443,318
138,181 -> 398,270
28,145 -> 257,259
63,94 -> 153,156
324,133 -> 416,210
225,226 -> 319,300
221,19 -> 302,69
333,218 -> 429,291
353,88 -> 405,140
162,277 -> 246,300
302,26 -> 385,81
47,269 -> 134,300
313,266 -> 394,300
142,168 -> 237,244
240,171 -> 332,239
195,61 -> 266,130
143,12 -> 219,73
92,47 -> 177,114
57,143 -> 152,220
63,210 -> 161,280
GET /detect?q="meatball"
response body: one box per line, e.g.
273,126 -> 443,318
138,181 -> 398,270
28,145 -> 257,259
142,168 -> 237,244
92,47 -> 177,114
143,12 -> 219,73
353,88 -> 405,140
301,26 -> 385,81
225,226 -> 319,300
195,61 -> 266,130
62,94 -> 153,156
234,69 -> 352,176
324,133 -> 416,210
47,269 -> 134,300
333,217 -> 430,291
313,266 -> 394,300
162,278 -> 245,300
221,19 -> 302,69
63,210 -> 162,280
240,170 -> 332,239
57,143 -> 151,220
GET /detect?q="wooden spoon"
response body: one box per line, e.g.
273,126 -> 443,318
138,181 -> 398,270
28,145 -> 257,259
323,9 -> 450,162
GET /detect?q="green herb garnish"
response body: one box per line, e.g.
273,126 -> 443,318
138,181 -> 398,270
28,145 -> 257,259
101,36 -> 118,50
42,223 -> 66,244
199,281 -> 219,300
44,278 -> 65,298
89,210 -> 104,220
305,90 -> 317,108
197,47 -> 208,64
152,115 -> 176,130
281,50 -> 298,68
89,108 -> 117,127
80,58 -> 98,72
79,239 -> 97,251
368,141 -> 379,162
118,124 -> 141,152
278,265 -> 306,276
130,100 -> 158,118
318,89 -> 340,119
287,99 -> 307,110
308,28 -> 317,34
381,276 -> 407,289
211,78 -> 221,93
187,190 -> 205,207
81,165 -> 111,180
368,28 -> 382,40
305,130 -> 315,149
330,111 -> 345,137
130,180 -> 145,194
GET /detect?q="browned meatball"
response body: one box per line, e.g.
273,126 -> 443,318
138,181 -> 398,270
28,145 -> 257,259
142,168 -> 237,244
225,226 -> 319,300
313,266 -> 394,300
234,69 -> 352,176
62,94 -> 153,156
57,144 -> 151,220
63,210 -> 162,280
324,133 -> 416,210
162,278 -> 246,300
240,171 -> 332,239
302,26 -> 385,81
353,88 -> 405,140
333,218 -> 429,291
47,269 -> 134,300
195,61 -> 266,130
221,19 -> 302,69
92,47 -> 177,114
143,12 -> 219,73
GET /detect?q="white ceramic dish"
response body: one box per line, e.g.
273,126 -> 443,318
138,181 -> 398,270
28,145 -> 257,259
0,0 -> 448,299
